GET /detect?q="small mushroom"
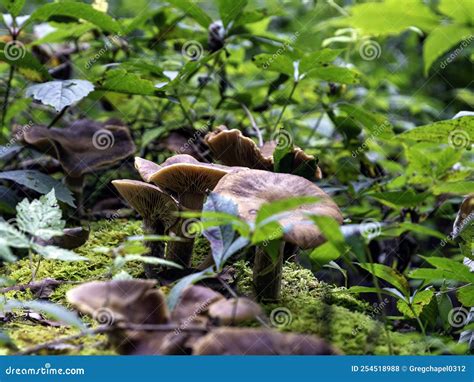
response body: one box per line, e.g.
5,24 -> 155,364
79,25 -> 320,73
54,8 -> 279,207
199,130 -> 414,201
112,179 -> 179,275
204,126 -> 322,180
208,297 -> 262,325
36,227 -> 89,250
192,328 -> 340,355
171,285 -> 224,324
213,169 -> 343,301
21,119 -> 135,214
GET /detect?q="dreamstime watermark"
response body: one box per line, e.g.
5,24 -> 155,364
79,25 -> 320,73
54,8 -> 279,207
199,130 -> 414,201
270,307 -> 293,328
358,40 -> 381,61
181,218 -> 204,239
5,363 -> 84,376
440,34 -> 473,69
351,120 -> 391,157
359,218 -> 382,240
85,33 -> 122,69
3,40 -> 26,61
92,129 -> 114,150
175,120 -> 212,155
439,212 -> 473,247
352,298 -> 389,336
448,129 -> 471,149
271,129 -> 293,150
181,40 -> 204,61
174,298 -> 213,335
0,120 -> 33,156
447,306 -> 469,328
261,32 -> 300,70
93,307 -> 115,326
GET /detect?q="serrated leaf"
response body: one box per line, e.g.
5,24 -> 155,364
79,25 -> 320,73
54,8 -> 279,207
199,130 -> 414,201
0,238 -> 17,262
358,262 -> 410,296
16,190 -> 64,240
369,190 -> 428,208
0,42 -> 52,82
33,244 -> 86,262
457,285 -> 474,307
397,288 -> 434,318
28,2 -> 121,33
25,79 -> 94,112
400,116 -> 474,143
0,221 -> 29,248
0,170 -> 75,207
100,69 -> 159,96
423,25 -> 472,76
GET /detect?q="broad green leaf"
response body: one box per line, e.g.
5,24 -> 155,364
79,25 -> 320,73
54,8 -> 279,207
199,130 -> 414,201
100,69 -> 159,96
0,170 -> 74,207
0,42 -> 52,82
423,25 -> 472,75
252,53 -> 294,75
457,285 -> 474,307
121,254 -> 182,269
400,116 -> 474,144
310,215 -> 345,247
347,286 -> 404,299
300,49 -> 343,73
439,0 -> 474,25
358,263 -> 410,296
166,0 -> 212,28
217,0 -> 247,28
433,181 -> 474,195
0,239 -> 16,262
305,66 -> 360,84
32,23 -> 95,46
338,104 -> 393,138
309,241 -> 341,268
3,299 -> 85,330
28,2 -> 121,33
423,256 -> 474,283
0,222 -> 29,248
397,288 -> 434,318
25,80 -> 95,112
1,0 -> 25,16
16,190 -> 64,240
255,196 -> 318,225
345,0 -> 439,36
369,190 -> 428,208
33,244 -> 87,262
167,267 -> 215,311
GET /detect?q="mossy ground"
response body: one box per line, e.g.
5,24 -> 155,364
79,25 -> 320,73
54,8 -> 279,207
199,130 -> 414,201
1,220 -> 463,355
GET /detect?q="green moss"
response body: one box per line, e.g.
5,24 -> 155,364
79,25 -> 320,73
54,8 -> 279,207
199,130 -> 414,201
191,236 -> 211,268
233,260 -> 460,355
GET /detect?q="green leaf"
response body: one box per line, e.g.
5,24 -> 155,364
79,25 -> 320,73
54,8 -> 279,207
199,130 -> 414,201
167,267 -> 215,311
16,190 -> 64,240
400,116 -> 474,144
457,285 -> 474,307
1,0 -> 25,17
0,42 -> 52,82
305,66 -> 360,84
33,244 -> 87,262
3,299 -> 85,330
25,80 -> 95,112
369,190 -> 428,208
358,263 -> 410,296
424,256 -> 474,283
217,0 -> 247,28
300,49 -> 343,73
28,2 -> 121,33
121,254 -> 182,269
423,25 -> 472,75
0,222 -> 29,248
0,170 -> 75,207
345,0 -> 439,36
100,69 -> 159,96
166,0 -> 212,28
438,0 -> 474,25
255,196 -> 318,225
0,238 -> 16,262
397,288 -> 434,318
309,241 -> 341,268
338,104 -> 393,138
433,181 -> 474,195
252,53 -> 294,75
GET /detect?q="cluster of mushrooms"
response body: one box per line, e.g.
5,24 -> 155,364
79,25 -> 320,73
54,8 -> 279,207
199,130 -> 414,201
67,279 -> 339,355
113,126 -> 343,301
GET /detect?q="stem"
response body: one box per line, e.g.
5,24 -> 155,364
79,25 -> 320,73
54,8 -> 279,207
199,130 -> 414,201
176,96 -> 194,129
47,106 -> 69,129
253,243 -> 284,302
272,81 -> 298,133
1,65 -> 14,126
241,103 -> 263,147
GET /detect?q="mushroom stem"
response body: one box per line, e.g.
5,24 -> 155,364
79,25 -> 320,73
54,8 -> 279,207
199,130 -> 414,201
253,243 -> 284,302
65,174 -> 85,216
143,221 -> 167,278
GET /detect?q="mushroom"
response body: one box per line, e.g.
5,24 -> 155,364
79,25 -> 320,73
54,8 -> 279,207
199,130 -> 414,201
66,279 -> 170,354
20,119 -> 135,214
171,285 -> 224,324
111,179 -> 179,275
207,297 -> 262,325
192,328 -> 340,355
213,169 -> 343,301
204,126 -> 322,180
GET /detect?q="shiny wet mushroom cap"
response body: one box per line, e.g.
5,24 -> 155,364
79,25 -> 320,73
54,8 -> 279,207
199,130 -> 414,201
213,169 -> 343,249
208,297 -> 262,325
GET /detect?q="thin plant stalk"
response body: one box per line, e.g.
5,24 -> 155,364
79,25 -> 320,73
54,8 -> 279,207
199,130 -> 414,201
272,81 -> 298,133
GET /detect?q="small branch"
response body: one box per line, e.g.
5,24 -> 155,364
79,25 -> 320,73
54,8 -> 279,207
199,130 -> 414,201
46,106 -> 69,129
240,103 -> 263,147
1,65 -> 15,126
272,81 -> 298,133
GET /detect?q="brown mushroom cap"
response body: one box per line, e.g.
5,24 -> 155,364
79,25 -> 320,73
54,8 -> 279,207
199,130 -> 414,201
112,179 -> 179,231
213,169 -> 343,249
134,157 -> 161,183
192,328 -> 340,355
66,279 -> 169,325
205,127 -> 321,179
208,297 -> 262,325
22,119 -> 136,177
171,285 -> 224,324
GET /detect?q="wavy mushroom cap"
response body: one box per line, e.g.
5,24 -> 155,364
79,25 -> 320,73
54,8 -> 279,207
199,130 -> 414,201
22,119 -> 136,177
204,127 -> 321,179
66,280 -> 169,325
192,328 -> 339,355
208,297 -> 262,325
112,179 -> 179,231
171,285 -> 224,324
134,157 -> 161,182
213,169 -> 343,249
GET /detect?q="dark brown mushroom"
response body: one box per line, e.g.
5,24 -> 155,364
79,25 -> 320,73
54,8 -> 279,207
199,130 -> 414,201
192,328 -> 340,355
207,297 -> 263,325
213,169 -> 343,301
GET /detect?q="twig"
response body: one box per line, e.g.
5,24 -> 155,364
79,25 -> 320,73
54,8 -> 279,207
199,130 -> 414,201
272,81 -> 298,133
240,103 -> 263,147
1,65 -> 14,126
46,106 -> 69,129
